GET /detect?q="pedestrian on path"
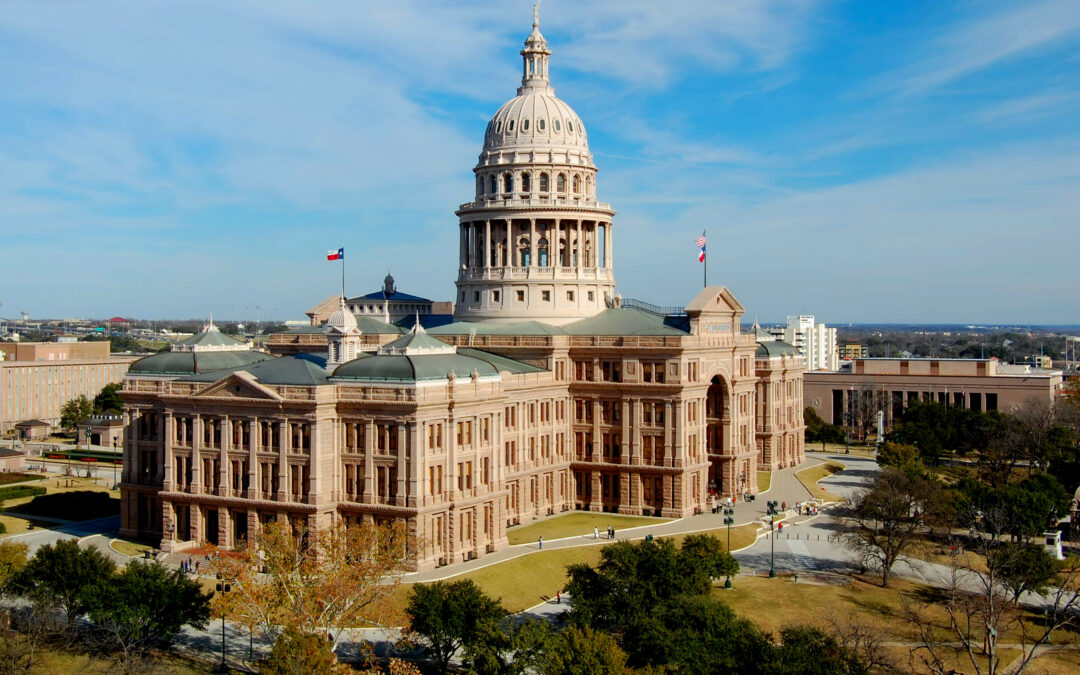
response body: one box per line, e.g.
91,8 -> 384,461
538,536 -> 544,550
594,526 -> 598,539
556,590 -> 561,604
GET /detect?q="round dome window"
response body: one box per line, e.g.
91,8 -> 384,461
538,119 -> 546,131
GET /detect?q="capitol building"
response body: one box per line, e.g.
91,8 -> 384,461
119,11 -> 805,570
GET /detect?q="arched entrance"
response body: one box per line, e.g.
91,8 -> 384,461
706,374 -> 732,495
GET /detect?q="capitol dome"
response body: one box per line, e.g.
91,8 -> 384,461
484,93 -> 589,155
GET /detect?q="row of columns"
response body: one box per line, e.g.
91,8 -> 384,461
459,218 -> 612,271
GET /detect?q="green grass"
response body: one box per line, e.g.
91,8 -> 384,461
111,538 -> 156,557
796,461 -> 846,502
0,472 -> 41,486
757,470 -> 772,493
506,512 -> 672,545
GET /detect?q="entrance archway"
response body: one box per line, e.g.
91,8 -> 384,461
706,374 -> 732,494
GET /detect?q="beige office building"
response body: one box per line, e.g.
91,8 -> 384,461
0,341 -> 137,435
805,357 -> 1065,431
119,12 -> 806,570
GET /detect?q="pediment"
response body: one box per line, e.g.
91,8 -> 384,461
196,372 -> 282,401
685,286 -> 745,315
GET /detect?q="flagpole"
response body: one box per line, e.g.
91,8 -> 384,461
703,227 -> 707,288
341,254 -> 346,302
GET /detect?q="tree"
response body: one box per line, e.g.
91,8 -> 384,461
263,627 -> 343,675
805,407 -> 846,445
990,543 -> 1058,603
537,625 -> 634,675
850,385 -> 888,442
405,579 -> 505,674
841,467 -> 943,587
92,382 -> 123,414
876,442 -> 919,471
16,538 -> 115,626
208,519 -> 410,654
86,560 -> 211,662
773,625 -> 868,675
0,540 -> 28,594
677,533 -> 739,592
59,395 -> 93,431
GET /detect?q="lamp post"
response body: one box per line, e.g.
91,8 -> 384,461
723,507 -> 735,589
112,437 -> 118,489
766,500 -> 779,578
216,574 -> 231,669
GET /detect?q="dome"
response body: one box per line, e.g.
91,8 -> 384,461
331,353 -> 499,382
325,299 -> 359,334
484,94 -> 589,155
128,350 -> 273,376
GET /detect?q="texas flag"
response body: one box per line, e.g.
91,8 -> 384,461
327,248 -> 344,261
696,232 -> 706,263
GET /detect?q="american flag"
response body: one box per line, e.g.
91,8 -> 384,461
696,232 -> 706,263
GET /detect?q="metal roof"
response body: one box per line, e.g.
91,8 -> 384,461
331,352 -> 500,382
562,308 -> 690,336
128,350 -> 274,375
179,353 -> 331,386
756,341 -> 801,357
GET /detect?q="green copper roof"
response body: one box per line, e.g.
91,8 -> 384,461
427,320 -> 566,336
355,316 -> 405,335
563,308 -> 690,336
382,330 -> 454,352
331,352 -> 500,382
178,329 -> 247,347
180,353 -> 331,385
756,341 -> 801,357
128,350 -> 274,376
457,348 -> 547,374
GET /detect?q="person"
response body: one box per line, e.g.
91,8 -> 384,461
195,560 -> 200,574
610,527 -> 616,540
556,590 -> 561,604
777,522 -> 783,533
538,536 -> 544,550
594,526 -> 598,539
781,501 -> 786,511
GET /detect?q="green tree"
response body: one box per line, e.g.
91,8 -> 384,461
805,407 -> 845,445
678,533 -> 739,592
876,442 -> 919,471
990,543 -> 1059,603
92,382 -> 123,414
405,579 -> 506,674
538,625 -> 633,675
0,540 -> 28,594
86,560 -> 211,658
774,626 -> 868,675
262,627 -> 342,675
59,395 -> 93,430
16,538 -> 114,625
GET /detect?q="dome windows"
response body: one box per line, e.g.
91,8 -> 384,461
503,173 -> 513,193
538,119 -> 546,131
522,172 -> 531,192
554,119 -> 561,132
508,119 -> 515,132
522,119 -> 530,131
572,175 -> 580,193
567,121 -> 574,133
557,173 -> 566,192
495,120 -> 503,133
489,175 -> 497,194
539,172 -> 549,192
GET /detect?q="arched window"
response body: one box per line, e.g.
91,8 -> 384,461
572,175 -> 580,193
585,176 -> 592,195
522,119 -> 530,131
539,173 -> 549,192
508,119 -> 515,132
557,174 -> 566,192
489,175 -> 497,194
504,173 -> 513,193
522,172 -> 531,192
567,120 -> 574,133
495,121 -> 502,133
538,237 -> 549,267
519,237 -> 531,267
538,119 -> 546,131
554,119 -> 561,132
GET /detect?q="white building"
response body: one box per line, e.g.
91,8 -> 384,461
767,315 -> 837,372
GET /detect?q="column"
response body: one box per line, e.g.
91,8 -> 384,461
162,413 -> 174,490
396,424 -> 407,506
191,416 -> 202,494
664,402 -> 673,467
276,420 -> 288,501
362,421 -> 375,504
220,415 -> 230,496
460,224 -> 467,269
605,223 -> 613,270
308,421 -> 320,505
591,400 -> 601,463
576,220 -> 583,272
248,418 -> 259,499
483,220 -> 491,269
407,423 -> 420,508
529,218 -> 537,269
622,400 -> 633,465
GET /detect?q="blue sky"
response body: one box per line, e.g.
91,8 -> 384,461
1,0 -> 1078,324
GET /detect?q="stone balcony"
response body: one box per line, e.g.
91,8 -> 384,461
458,266 -> 613,282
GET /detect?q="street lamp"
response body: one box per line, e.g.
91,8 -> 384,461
723,507 -> 735,589
112,437 -> 119,489
766,500 -> 779,578
216,574 -> 231,669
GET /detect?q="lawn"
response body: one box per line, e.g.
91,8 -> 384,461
7,490 -> 119,521
506,512 -> 672,545
111,537 -> 156,557
795,461 -> 846,502
756,470 -> 772,493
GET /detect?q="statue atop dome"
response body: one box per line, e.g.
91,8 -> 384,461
533,0 -> 541,28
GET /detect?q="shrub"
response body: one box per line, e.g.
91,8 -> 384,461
15,491 -> 118,521
0,485 -> 47,501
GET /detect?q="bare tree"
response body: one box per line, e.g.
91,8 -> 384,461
851,385 -> 888,443
904,541 -> 1080,675
841,467 -> 941,587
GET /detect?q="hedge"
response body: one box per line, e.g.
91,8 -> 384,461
0,485 -> 47,501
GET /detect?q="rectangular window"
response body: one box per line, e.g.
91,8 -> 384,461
587,291 -> 594,301
473,291 -> 480,302
567,291 -> 574,301
542,290 -> 551,301
493,290 -> 501,302
516,290 -> 525,302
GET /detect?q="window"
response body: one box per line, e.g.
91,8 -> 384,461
489,175 -> 496,193
557,174 -> 566,192
573,175 -> 580,192
493,290 -> 501,302
567,290 -> 574,301
473,291 -> 480,302
496,121 -> 502,132
587,291 -> 595,301
567,120 -> 574,132
538,118 -> 546,131
539,173 -> 549,191
542,290 -> 551,301
601,360 -> 622,382
538,238 -> 549,266
554,119 -> 561,132
522,119 -> 530,131
522,172 -> 531,191
516,290 -> 525,302
508,119 -> 515,131
642,362 -> 666,383
504,174 -> 513,193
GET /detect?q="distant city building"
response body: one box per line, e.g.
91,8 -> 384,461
0,341 -> 137,435
839,343 -> 867,360
765,315 -> 838,372
804,357 -> 1064,432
